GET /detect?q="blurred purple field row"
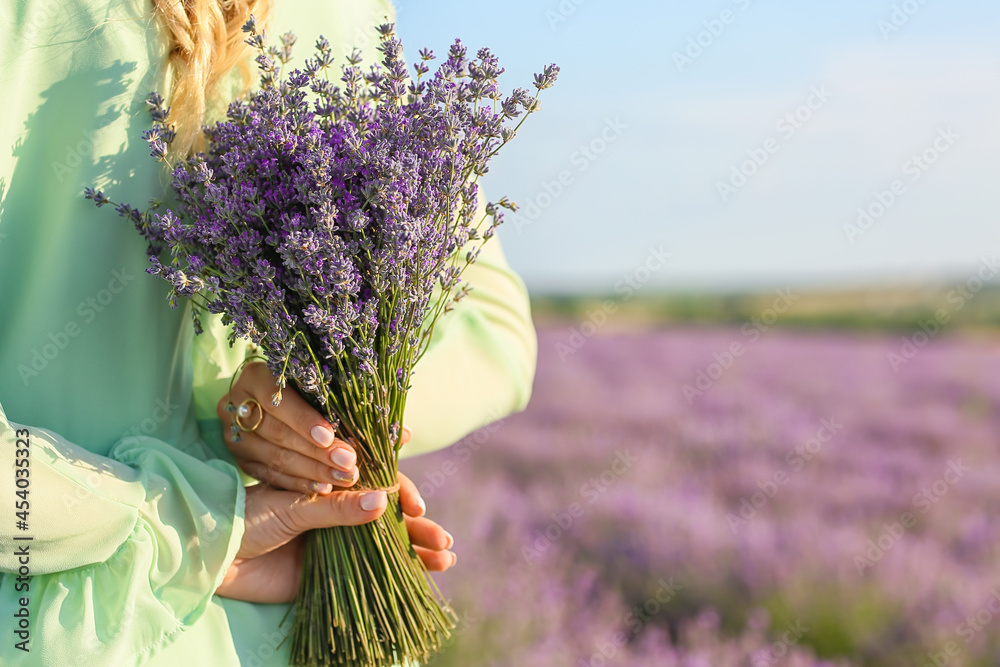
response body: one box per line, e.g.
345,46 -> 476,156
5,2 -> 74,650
401,325 -> 1000,666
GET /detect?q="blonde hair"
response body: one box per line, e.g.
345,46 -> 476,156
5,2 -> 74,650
152,0 -> 271,155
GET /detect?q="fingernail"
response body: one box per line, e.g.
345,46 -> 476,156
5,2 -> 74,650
416,496 -> 426,515
401,425 -> 412,442
443,530 -> 454,549
310,482 -> 333,495
450,551 -> 457,566
331,447 -> 356,469
332,468 -> 356,483
361,491 -> 387,511
311,425 -> 335,447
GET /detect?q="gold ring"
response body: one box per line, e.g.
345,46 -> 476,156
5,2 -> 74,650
235,398 -> 264,432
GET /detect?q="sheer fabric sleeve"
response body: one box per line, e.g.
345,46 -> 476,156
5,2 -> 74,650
0,404 -> 245,665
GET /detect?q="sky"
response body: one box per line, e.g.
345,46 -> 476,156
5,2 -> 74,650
396,0 -> 1000,294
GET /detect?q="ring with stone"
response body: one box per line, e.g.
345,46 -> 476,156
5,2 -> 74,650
235,398 -> 264,432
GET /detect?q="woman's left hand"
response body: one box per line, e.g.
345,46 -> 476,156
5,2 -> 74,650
216,470 -> 457,603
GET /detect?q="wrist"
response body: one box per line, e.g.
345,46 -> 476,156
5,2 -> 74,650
215,556 -> 245,596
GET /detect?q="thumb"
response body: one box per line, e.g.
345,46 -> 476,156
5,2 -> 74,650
285,487 -> 390,532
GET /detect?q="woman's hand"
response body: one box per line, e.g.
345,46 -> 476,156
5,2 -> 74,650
214,361 -> 453,603
216,471 -> 456,603
219,361 -> 407,495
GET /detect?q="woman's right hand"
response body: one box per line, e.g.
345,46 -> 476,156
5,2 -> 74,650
218,361 -> 362,496
215,471 -> 456,603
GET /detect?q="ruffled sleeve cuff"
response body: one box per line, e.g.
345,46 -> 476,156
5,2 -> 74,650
0,414 -> 245,665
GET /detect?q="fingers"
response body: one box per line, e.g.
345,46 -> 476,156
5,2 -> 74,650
242,362 -> 340,451
253,406 -> 354,470
235,432 -> 359,491
219,362 -> 360,491
397,472 -> 425,517
285,487 -> 391,533
404,515 -> 454,552
404,511 -> 456,571
414,545 -> 457,571
397,471 -> 456,567
252,479 -> 456,573
398,467 -> 464,572
241,460 -> 335,496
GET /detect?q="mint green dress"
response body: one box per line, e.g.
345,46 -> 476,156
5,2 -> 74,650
0,1 -> 537,664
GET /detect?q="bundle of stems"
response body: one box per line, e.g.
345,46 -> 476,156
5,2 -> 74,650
288,387 -> 455,666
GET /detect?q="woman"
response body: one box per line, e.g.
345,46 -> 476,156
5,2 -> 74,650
0,0 -> 537,664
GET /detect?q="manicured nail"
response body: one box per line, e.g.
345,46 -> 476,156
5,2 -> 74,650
332,469 -> 356,483
330,447 -> 356,469
361,491 -> 387,511
416,496 -> 426,515
443,530 -> 454,549
450,551 -> 457,566
310,482 -> 333,495
311,425 -> 335,447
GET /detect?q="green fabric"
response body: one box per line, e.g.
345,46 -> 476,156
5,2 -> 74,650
0,0 -> 537,665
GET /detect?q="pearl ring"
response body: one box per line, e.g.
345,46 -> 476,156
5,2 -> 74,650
234,398 -> 264,432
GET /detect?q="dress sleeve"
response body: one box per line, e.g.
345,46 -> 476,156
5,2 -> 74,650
0,403 -> 245,665
400,192 -> 538,459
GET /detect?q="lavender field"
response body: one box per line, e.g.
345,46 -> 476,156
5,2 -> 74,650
401,325 -> 1000,666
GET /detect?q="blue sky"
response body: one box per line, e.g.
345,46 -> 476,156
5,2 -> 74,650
397,1 -> 1000,293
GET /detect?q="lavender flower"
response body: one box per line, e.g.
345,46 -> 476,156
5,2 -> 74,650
91,19 -> 557,667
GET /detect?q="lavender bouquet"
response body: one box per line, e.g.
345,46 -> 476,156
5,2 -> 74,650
86,18 -> 557,667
